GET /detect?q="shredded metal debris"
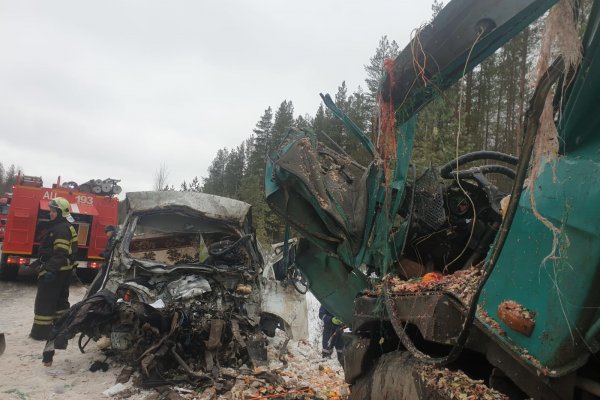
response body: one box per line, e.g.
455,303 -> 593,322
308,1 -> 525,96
127,336 -> 348,399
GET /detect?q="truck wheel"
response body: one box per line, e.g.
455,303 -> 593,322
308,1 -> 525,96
0,255 -> 19,281
350,351 -> 425,400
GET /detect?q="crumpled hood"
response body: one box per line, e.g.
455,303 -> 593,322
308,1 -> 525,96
126,191 -> 252,227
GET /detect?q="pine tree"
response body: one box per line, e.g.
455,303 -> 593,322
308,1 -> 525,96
295,114 -> 312,129
238,174 -> 270,244
329,81 -> 349,147
180,176 -> 202,192
270,100 -> 295,154
431,0 -> 444,19
188,176 -> 202,192
0,162 -> 5,193
364,36 -> 400,103
202,148 -> 229,195
346,86 -> 373,164
247,108 -> 273,178
312,104 -> 328,134
5,165 -> 17,191
223,144 -> 245,198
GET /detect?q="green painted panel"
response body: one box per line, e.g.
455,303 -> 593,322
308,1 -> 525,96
295,239 -> 370,324
481,152 -> 600,371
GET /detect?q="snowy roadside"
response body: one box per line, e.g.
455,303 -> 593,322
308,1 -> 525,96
0,280 -> 141,400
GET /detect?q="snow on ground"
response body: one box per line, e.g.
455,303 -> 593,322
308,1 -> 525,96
0,279 -> 148,400
306,291 -> 324,350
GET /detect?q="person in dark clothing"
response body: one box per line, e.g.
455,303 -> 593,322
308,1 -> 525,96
100,225 -> 117,260
319,305 -> 344,364
87,225 -> 118,297
30,197 -> 78,341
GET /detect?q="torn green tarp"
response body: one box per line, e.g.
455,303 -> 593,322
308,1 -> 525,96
266,127 -> 370,265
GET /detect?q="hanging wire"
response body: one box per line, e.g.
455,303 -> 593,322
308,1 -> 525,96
442,26 -> 486,272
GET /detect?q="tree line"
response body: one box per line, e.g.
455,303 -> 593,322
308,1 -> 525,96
167,3 -> 548,245
0,163 -> 21,195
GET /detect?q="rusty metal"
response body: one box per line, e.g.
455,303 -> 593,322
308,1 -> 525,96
137,312 -> 180,362
342,335 -> 370,384
353,293 -> 465,344
205,319 -> 225,351
170,347 -> 213,382
231,320 -> 247,348
497,301 -> 535,337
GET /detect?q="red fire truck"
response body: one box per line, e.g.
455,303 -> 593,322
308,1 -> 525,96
0,175 -> 118,281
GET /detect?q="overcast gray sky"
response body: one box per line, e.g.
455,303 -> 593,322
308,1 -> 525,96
0,0 -> 434,194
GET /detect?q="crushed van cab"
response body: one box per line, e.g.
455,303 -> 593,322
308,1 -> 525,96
46,191 -> 304,393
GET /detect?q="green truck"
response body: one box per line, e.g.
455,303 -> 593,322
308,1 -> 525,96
266,0 -> 600,398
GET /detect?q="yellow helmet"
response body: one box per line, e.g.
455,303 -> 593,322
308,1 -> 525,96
49,197 -> 74,222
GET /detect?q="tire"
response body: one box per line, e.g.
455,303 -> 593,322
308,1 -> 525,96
290,267 -> 308,294
0,255 -> 19,281
350,351 -> 425,400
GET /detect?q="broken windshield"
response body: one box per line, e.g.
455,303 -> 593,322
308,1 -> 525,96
127,211 -> 251,268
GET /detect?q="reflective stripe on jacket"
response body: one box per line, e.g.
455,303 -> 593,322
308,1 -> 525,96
38,219 -> 79,273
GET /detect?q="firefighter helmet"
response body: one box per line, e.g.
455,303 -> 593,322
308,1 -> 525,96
49,197 -> 74,222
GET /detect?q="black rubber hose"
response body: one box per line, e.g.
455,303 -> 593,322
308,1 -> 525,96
440,151 -> 519,178
385,57 -> 565,366
78,333 -> 92,353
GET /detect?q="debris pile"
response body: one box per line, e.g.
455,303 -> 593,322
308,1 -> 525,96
46,291 -> 346,399
93,334 -> 347,399
370,266 -> 483,306
418,365 -> 509,400
188,334 -> 346,399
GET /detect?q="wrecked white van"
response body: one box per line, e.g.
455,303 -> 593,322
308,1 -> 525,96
45,191 -> 306,392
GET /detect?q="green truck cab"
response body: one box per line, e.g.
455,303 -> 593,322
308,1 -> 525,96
266,1 -> 600,398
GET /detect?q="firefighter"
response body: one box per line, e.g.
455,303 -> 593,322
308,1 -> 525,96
319,305 -> 344,364
30,197 -> 78,341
